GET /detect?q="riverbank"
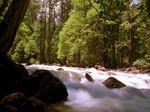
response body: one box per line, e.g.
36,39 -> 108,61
81,64 -> 150,74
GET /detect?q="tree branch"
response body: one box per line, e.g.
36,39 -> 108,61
0,0 -> 9,16
88,0 -> 99,14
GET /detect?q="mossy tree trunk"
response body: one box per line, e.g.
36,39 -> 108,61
0,0 -> 30,54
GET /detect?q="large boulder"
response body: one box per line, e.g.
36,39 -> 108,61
0,92 -> 27,108
103,77 -> 126,89
0,54 -> 28,79
30,70 -> 68,103
0,105 -> 18,112
23,70 -> 47,96
0,71 -> 17,100
20,97 -> 45,112
0,54 -> 29,99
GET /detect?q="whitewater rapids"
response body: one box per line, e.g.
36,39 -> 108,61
26,64 -> 150,112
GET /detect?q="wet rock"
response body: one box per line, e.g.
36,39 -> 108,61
85,73 -> 94,82
0,92 -> 27,108
94,65 -> 106,71
0,54 -> 29,80
29,70 -> 68,103
20,97 -> 45,112
0,69 -> 17,100
142,69 -> 150,74
25,70 -> 48,96
0,57 -> 18,99
125,67 -> 132,72
0,54 -> 30,100
103,77 -> 126,89
0,105 -> 18,112
57,68 -> 64,71
36,70 -> 68,103
15,64 -> 31,94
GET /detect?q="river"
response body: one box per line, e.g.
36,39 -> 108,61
26,64 -> 150,112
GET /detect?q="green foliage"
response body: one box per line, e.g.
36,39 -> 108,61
57,0 -> 104,65
133,58 -> 150,68
71,0 -> 90,12
57,11 -> 85,61
11,22 -> 40,64
0,0 -> 3,5
10,0 -> 40,64
11,40 -> 26,63
57,0 -> 150,68
8,0 -> 150,68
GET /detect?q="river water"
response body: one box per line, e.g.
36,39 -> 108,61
26,65 -> 150,112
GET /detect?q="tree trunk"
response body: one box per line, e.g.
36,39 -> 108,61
0,0 -> 30,54
47,0 -> 54,64
75,50 -> 80,65
111,24 -> 119,68
127,1 -> 133,66
39,10 -> 46,64
128,26 -> 133,66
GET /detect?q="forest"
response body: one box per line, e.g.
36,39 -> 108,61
0,0 -> 150,69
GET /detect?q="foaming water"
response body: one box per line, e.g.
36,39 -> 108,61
26,64 -> 150,112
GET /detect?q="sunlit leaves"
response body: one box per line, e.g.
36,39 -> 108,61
57,11 -> 85,60
71,0 -> 90,12
10,0 -> 41,64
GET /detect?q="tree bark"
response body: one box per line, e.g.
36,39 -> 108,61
0,0 -> 30,54
39,10 -> 46,64
128,26 -> 134,66
127,2 -> 133,66
47,0 -> 53,64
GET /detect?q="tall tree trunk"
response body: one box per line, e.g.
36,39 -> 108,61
77,49 -> 81,65
127,1 -> 133,66
128,26 -> 133,66
112,43 -> 116,68
39,10 -> 46,64
47,0 -> 53,64
74,50 -> 80,65
111,24 -> 119,68
0,0 -> 30,54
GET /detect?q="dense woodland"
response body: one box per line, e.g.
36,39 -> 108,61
0,0 -> 150,69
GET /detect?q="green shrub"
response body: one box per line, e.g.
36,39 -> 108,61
133,59 -> 150,68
